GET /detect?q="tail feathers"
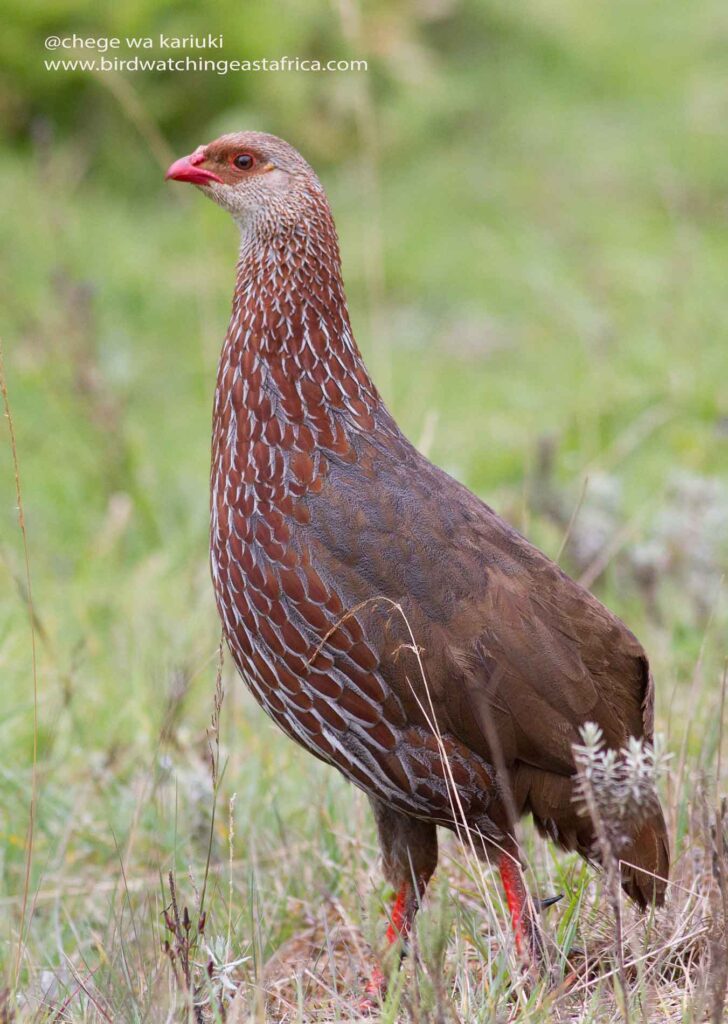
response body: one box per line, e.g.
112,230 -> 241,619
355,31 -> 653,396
619,810 -> 670,908
518,765 -> 670,908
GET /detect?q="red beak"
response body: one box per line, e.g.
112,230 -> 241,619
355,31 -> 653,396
165,145 -> 223,186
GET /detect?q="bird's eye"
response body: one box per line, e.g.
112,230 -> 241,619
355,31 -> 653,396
233,153 -> 254,170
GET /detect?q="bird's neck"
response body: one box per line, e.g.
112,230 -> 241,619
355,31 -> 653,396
216,198 -> 381,429
210,197 -> 388,529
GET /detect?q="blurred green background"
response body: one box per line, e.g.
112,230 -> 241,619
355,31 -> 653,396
1,0 -> 727,1010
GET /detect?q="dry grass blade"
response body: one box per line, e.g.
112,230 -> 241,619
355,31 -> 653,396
200,634 -> 226,920
556,474 -> 590,563
309,592 -> 541,998
89,69 -> 174,171
0,335 -> 40,995
162,870 -> 211,1022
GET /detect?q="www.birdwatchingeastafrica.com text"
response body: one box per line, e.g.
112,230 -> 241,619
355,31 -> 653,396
44,55 -> 368,74
42,42 -> 366,76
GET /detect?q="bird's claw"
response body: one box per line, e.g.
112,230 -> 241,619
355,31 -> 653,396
538,892 -> 564,911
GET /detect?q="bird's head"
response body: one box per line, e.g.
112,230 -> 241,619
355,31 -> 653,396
165,131 -> 325,232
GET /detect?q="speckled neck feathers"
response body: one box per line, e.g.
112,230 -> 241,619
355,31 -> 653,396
210,183 -> 388,539
224,186 -> 379,418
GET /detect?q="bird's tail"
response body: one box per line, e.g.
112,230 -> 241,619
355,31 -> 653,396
619,808 -> 670,908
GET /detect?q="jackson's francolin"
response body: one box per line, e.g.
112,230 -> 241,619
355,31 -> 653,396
166,131 -> 669,999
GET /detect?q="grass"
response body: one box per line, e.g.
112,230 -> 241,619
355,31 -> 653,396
1,0 -> 727,1019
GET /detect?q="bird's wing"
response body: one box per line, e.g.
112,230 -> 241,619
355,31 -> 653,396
308,428 -> 653,779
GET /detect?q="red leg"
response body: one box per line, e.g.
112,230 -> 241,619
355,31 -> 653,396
362,881 -> 418,1008
362,966 -> 387,1005
362,803 -> 438,1010
385,882 -> 411,944
498,850 -> 541,963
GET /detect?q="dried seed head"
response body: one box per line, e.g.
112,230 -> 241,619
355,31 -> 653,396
573,722 -> 671,857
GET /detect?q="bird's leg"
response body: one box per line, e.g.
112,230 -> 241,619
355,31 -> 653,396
362,878 -> 423,1004
385,879 -> 415,945
497,847 -> 544,966
361,799 -> 438,1010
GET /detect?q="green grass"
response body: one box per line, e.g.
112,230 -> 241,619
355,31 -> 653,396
1,0 -> 727,1019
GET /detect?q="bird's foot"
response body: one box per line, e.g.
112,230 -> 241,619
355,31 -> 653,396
359,965 -> 387,1014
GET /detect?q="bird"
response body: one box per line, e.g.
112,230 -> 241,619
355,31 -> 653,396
166,131 -> 669,999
